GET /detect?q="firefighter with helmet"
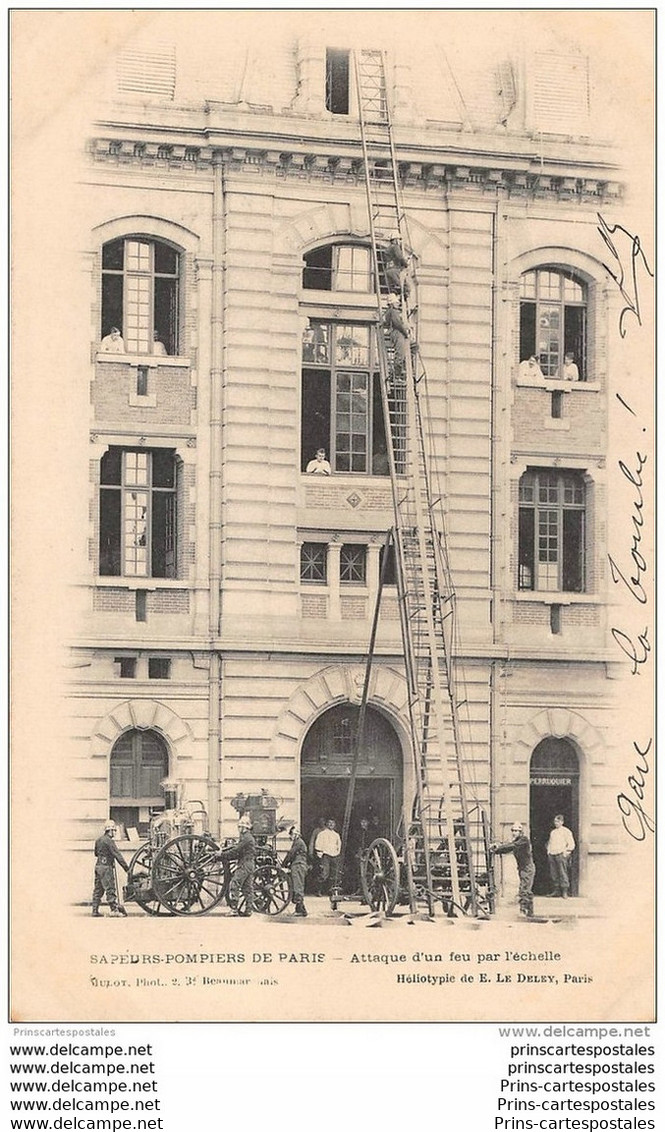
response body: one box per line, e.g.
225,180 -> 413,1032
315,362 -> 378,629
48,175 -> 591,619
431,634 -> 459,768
91,819 -> 129,917
218,812 -> 257,916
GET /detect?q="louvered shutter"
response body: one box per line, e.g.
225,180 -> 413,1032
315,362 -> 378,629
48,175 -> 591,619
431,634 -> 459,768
117,44 -> 176,99
531,52 -> 590,134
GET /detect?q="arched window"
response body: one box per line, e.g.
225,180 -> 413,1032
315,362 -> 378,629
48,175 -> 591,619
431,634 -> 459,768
520,267 -> 587,380
303,242 -> 373,292
518,468 -> 586,592
101,237 -> 180,354
109,728 -> 169,834
301,242 -> 389,475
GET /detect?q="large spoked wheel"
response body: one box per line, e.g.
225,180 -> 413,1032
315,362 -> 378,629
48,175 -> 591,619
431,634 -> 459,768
360,837 -> 400,915
255,865 -> 292,915
125,844 -> 169,916
152,835 -> 228,916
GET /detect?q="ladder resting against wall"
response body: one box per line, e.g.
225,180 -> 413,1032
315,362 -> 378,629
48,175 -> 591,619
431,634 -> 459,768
339,48 -> 494,917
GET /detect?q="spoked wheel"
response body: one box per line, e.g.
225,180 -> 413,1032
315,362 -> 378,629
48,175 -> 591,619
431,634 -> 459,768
152,835 -> 228,916
255,865 -> 292,915
360,837 -> 400,915
125,843 -> 169,915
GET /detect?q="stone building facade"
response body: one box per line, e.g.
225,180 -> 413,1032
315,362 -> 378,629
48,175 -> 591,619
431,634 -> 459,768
67,25 -> 626,900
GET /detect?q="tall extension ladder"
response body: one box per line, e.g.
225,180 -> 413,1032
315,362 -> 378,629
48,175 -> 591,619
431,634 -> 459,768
352,48 -> 493,916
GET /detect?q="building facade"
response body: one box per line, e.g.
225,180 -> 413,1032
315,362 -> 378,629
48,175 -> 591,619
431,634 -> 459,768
67,27 -> 626,900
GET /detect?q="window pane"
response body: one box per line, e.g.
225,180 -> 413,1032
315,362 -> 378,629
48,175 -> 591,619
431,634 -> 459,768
303,246 -> 333,290
99,488 -> 121,575
336,246 -> 371,292
100,448 -> 122,485
302,322 -> 330,364
152,449 -> 175,488
518,506 -> 535,590
336,371 -> 368,473
125,451 -> 149,487
123,490 -> 149,576
518,473 -> 535,503
340,545 -> 367,583
154,241 -> 178,275
101,274 -> 123,340
371,372 -> 389,475
301,368 -> 331,470
154,276 -> 178,354
126,240 -> 152,272
326,48 -> 350,115
152,490 -> 177,579
563,509 -> 584,591
102,240 -> 124,271
520,271 -> 536,299
563,276 -> 584,302
300,542 -> 327,583
564,304 -> 586,381
336,325 -> 370,367
519,301 -> 536,362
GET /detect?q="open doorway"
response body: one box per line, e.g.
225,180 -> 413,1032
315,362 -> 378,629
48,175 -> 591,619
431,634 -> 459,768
300,703 -> 403,893
529,737 -> 579,895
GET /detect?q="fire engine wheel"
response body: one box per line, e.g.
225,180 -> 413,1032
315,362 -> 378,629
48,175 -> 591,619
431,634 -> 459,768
152,835 -> 228,916
360,838 -> 400,915
230,865 -> 293,916
126,844 -> 169,916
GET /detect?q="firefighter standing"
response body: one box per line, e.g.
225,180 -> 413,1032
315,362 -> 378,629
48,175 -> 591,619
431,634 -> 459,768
491,823 -> 535,918
219,813 -> 257,916
282,824 -> 309,917
91,820 -> 128,916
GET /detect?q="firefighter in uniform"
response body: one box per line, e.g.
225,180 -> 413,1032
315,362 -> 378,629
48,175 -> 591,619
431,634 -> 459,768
219,813 -> 257,916
92,820 -> 128,916
282,824 -> 309,917
491,823 -> 535,918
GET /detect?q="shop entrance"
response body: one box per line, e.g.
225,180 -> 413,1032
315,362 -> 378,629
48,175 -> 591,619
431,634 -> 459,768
529,738 -> 580,895
300,703 -> 403,893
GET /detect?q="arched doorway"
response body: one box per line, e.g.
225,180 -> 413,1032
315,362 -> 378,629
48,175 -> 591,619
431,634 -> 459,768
110,728 -> 169,838
301,703 -> 403,892
529,738 -> 579,895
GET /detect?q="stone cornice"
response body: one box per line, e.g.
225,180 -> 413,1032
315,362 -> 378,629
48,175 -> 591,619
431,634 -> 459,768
90,136 -> 622,203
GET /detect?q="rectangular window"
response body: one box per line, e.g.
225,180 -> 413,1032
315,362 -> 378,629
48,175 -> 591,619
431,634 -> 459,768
115,657 -> 137,679
99,448 -> 177,578
518,470 -> 586,592
148,657 -> 171,679
301,322 -> 388,475
519,269 -> 587,380
340,544 -> 367,584
326,48 -> 350,115
300,542 -> 328,584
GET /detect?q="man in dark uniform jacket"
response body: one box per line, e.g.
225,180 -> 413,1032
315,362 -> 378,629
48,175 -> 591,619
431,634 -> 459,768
491,823 -> 535,918
219,814 -> 256,916
282,824 -> 308,916
92,820 -> 128,916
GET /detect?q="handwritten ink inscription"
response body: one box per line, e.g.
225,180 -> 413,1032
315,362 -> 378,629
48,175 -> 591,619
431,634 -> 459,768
617,739 -> 654,841
597,213 -> 653,338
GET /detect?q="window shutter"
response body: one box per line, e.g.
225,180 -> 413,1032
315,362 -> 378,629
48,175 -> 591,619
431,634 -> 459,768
531,52 -> 590,134
117,44 -> 176,99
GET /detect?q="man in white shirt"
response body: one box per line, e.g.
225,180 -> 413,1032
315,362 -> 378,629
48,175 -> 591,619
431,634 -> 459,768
306,448 -> 332,475
152,332 -> 168,356
518,355 -> 544,379
100,326 -> 125,353
562,352 -> 579,381
314,818 -> 342,893
546,813 -> 575,897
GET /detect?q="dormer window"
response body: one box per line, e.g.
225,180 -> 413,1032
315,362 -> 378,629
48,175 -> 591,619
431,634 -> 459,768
303,243 -> 372,292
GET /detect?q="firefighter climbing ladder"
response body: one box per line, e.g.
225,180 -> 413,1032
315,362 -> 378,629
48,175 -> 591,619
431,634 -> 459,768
348,47 -> 493,916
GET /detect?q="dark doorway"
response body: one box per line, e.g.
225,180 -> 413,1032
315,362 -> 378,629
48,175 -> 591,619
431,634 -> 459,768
529,738 -> 579,895
300,703 -> 403,893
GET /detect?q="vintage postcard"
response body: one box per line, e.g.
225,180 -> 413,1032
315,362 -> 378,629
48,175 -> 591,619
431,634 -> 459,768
11,9 -> 655,1022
